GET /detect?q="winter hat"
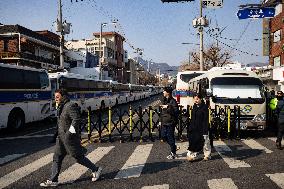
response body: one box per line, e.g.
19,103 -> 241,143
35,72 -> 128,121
163,86 -> 173,94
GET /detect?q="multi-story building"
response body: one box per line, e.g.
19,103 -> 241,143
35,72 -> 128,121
0,24 -> 60,69
93,32 -> 126,83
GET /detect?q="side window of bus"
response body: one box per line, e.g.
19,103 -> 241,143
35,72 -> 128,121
39,72 -> 49,89
24,71 -> 41,89
0,67 -> 25,89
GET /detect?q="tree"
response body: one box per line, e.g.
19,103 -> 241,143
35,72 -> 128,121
190,43 -> 233,70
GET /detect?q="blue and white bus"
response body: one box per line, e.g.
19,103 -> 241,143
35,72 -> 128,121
0,63 -> 52,130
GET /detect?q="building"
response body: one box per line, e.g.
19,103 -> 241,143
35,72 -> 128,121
0,24 -> 60,69
93,32 -> 126,83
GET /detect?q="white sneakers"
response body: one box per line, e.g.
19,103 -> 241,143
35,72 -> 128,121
92,167 -> 103,182
40,180 -> 58,187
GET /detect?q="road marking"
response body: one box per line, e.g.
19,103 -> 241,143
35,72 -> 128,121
176,142 -> 188,160
0,153 -> 53,189
268,137 -> 283,145
0,134 -> 53,141
214,141 -> 251,168
207,178 -> 238,189
141,184 -> 169,189
59,146 -> 114,184
242,139 -> 273,153
115,144 -> 153,179
25,127 -> 56,136
0,153 -> 26,165
266,173 -> 284,189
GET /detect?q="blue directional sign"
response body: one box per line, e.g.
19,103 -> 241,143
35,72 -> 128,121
237,7 -> 275,19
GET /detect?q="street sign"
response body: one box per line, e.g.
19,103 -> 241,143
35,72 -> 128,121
237,7 -> 275,19
161,0 -> 194,2
202,0 -> 223,8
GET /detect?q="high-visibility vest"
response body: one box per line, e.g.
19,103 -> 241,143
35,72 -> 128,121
269,98 -> 278,110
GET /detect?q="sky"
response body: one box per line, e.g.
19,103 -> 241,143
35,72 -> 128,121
0,0 -> 269,66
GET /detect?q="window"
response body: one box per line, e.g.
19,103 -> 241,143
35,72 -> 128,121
24,71 -> 41,89
274,56 -> 281,67
0,67 -> 25,89
273,30 -> 281,42
39,72 -> 49,89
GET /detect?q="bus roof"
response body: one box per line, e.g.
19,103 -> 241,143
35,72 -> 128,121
0,63 -> 46,72
189,69 -> 259,84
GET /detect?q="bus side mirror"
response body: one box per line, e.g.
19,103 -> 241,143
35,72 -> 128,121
206,89 -> 212,97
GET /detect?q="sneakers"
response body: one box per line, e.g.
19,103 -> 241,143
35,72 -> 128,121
40,180 -> 58,187
166,152 -> 177,159
203,156 -> 211,161
92,167 -> 102,182
187,156 -> 195,161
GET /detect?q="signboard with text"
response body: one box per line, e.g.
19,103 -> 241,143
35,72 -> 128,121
202,0 -> 223,8
237,7 -> 275,19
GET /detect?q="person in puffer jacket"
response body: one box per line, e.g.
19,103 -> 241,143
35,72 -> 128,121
40,89 -> 102,187
160,86 -> 179,159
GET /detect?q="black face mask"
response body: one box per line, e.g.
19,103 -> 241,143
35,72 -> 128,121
277,96 -> 283,100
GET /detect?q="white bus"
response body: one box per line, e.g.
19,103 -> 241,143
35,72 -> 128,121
175,70 -> 206,108
0,63 -> 52,130
189,69 -> 266,130
49,71 -> 152,112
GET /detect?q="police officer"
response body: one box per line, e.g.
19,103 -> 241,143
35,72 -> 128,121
275,91 -> 284,150
40,89 -> 102,187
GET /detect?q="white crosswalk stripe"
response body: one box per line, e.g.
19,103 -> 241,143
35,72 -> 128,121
0,153 -> 53,189
141,184 -> 169,189
266,173 -> 284,189
241,139 -> 273,153
0,153 -> 26,166
59,146 -> 114,184
207,178 -> 238,189
115,144 -> 153,179
214,140 -> 251,168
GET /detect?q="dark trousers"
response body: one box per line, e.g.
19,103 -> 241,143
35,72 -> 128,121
50,137 -> 98,182
161,124 -> 176,154
276,122 -> 284,144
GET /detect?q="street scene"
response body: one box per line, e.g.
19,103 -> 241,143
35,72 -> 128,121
1,0 -> 284,189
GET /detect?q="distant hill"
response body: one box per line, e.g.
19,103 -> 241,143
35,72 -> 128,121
136,57 -> 178,76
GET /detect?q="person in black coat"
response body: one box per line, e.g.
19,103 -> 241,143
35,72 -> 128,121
187,93 -> 211,161
160,86 -> 179,159
40,89 -> 102,187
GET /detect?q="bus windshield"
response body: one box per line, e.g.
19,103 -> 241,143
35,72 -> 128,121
211,77 -> 264,103
180,73 -> 203,83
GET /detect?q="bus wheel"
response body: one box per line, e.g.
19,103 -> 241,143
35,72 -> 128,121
8,109 -> 25,131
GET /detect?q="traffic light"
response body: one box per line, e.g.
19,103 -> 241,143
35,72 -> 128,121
161,0 -> 194,2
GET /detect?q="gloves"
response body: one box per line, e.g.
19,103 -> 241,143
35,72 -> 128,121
69,125 -> 76,134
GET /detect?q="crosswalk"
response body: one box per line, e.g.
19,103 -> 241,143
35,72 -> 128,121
0,137 -> 283,189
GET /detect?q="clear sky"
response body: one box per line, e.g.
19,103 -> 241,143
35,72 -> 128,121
0,0 -> 268,66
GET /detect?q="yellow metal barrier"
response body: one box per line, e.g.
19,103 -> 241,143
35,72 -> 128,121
129,106 -> 133,134
150,108 -> 153,133
87,108 -> 91,136
108,107 -> 112,135
227,107 -> 231,134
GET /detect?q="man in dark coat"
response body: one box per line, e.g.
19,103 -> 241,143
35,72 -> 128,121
40,89 -> 102,187
187,93 -> 211,161
275,91 -> 284,150
160,86 -> 179,159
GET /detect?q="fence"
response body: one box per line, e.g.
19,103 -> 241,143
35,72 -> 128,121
80,104 -> 243,143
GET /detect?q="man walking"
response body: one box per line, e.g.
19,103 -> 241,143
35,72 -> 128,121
160,86 -> 179,159
276,91 -> 284,150
40,89 -> 102,187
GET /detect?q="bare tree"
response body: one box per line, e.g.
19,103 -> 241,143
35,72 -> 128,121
190,43 -> 233,70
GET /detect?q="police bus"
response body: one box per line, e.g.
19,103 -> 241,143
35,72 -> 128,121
174,70 -> 206,108
0,63 -> 52,130
188,69 -> 266,130
49,71 -> 152,112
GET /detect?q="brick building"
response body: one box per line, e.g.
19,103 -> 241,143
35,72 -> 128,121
0,24 -> 60,69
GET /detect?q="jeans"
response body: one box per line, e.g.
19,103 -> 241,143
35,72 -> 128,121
50,138 -> 98,182
161,124 -> 176,154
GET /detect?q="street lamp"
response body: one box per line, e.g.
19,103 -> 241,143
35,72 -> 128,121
99,21 -> 117,80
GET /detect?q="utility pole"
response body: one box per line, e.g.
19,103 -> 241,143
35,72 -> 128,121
199,0 -> 204,71
58,0 -> 64,68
